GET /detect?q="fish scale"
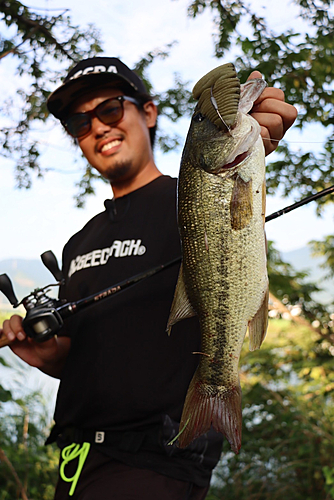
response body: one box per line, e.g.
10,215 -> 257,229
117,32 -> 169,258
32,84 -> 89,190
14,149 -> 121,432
167,63 -> 269,453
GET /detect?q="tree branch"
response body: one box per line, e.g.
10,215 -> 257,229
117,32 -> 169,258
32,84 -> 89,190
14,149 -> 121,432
0,27 -> 38,60
0,447 -> 29,500
0,2 -> 75,61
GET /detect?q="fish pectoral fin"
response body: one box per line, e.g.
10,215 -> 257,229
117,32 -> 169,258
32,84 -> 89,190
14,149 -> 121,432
167,263 -> 196,335
248,285 -> 269,351
230,174 -> 253,230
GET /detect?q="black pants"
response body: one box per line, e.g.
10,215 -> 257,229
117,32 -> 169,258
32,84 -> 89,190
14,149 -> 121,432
54,446 -> 210,500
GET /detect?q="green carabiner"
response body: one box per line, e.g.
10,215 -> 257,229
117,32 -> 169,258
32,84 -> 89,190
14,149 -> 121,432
60,442 -> 91,496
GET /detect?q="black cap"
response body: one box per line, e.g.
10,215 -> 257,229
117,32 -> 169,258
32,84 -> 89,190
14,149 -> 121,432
47,57 -> 148,120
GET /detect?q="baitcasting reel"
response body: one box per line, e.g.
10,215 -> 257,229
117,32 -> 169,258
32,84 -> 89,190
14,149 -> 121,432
0,251 -> 66,343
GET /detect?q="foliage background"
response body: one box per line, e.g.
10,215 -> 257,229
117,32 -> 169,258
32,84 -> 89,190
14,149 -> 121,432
207,320 -> 334,500
1,0 -> 334,498
0,310 -> 58,499
1,0 -> 333,260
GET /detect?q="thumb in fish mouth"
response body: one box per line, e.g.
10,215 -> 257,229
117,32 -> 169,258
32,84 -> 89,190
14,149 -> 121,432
192,63 -> 240,131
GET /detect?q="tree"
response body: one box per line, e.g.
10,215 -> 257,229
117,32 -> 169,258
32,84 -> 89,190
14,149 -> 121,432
3,1 -> 334,209
182,0 -> 334,334
0,2 -> 193,206
0,391 -> 59,500
0,0 -> 103,194
267,240 -> 334,334
0,349 -> 58,499
184,0 -> 334,201
1,2 -> 334,496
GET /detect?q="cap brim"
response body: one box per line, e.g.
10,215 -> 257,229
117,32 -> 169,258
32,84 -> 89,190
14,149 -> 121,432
47,73 -> 139,120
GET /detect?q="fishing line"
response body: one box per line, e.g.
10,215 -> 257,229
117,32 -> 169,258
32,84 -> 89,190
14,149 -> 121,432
261,137 -> 334,144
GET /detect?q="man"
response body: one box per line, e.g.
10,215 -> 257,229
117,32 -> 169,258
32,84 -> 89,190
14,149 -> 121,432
1,57 -> 297,499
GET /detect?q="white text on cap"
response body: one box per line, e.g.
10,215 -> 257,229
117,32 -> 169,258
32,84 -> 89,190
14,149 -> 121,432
69,65 -> 118,81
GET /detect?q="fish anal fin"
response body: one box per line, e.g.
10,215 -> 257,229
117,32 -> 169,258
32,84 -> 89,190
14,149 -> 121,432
248,286 -> 269,351
230,174 -> 253,230
177,369 -> 242,454
167,263 -> 196,335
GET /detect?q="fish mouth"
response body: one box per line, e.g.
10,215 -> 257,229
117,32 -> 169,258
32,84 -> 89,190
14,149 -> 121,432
218,150 -> 250,172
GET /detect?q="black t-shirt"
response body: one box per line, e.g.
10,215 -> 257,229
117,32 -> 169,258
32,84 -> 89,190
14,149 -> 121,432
54,176 -> 223,486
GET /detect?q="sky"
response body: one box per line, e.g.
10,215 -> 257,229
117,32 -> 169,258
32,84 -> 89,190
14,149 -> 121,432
0,0 -> 333,266
0,0 -> 333,419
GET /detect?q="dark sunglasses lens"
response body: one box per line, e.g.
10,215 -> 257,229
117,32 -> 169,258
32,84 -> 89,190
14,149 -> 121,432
96,99 -> 123,125
66,115 -> 91,138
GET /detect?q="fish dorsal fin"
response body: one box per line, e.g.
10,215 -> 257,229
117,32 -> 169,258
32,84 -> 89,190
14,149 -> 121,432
167,263 -> 197,335
192,63 -> 240,131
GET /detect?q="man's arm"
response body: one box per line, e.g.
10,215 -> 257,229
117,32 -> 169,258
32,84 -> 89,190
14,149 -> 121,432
248,70 -> 298,156
1,314 -> 71,378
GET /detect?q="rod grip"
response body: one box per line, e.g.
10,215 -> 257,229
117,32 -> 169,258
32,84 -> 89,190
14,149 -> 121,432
0,334 -> 11,348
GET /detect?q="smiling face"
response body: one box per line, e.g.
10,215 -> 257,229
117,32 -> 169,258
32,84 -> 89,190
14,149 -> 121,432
69,86 -> 161,197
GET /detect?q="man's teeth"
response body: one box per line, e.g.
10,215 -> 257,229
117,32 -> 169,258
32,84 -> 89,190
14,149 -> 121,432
101,140 -> 121,152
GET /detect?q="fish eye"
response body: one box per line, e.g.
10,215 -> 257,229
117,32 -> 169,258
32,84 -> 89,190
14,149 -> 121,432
193,112 -> 205,123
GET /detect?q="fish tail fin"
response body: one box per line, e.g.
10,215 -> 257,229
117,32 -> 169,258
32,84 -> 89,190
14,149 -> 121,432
248,285 -> 269,351
177,369 -> 242,454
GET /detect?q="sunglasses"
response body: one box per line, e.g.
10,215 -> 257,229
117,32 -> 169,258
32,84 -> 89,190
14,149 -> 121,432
62,95 -> 140,138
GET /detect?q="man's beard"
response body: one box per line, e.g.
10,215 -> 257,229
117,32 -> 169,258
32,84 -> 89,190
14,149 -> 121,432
103,161 -> 133,183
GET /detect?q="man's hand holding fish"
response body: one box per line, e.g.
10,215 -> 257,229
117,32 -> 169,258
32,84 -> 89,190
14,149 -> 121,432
248,70 -> 297,156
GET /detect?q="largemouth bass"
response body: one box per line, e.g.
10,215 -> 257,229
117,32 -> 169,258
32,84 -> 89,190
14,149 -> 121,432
167,63 -> 269,454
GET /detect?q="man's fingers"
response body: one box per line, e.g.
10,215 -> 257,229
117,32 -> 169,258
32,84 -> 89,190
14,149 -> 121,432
252,97 -> 298,135
3,315 -> 26,342
247,70 -> 263,81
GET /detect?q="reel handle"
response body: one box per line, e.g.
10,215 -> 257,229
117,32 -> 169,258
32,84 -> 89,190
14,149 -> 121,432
41,251 -> 64,282
0,274 -> 19,307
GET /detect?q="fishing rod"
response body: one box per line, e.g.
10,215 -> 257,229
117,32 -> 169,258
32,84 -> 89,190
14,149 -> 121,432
265,184 -> 334,222
0,184 -> 333,348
